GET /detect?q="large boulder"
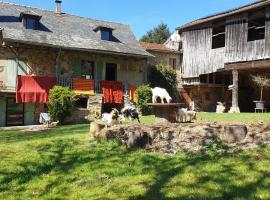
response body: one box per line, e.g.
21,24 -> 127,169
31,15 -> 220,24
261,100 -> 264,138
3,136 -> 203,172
222,125 -> 248,143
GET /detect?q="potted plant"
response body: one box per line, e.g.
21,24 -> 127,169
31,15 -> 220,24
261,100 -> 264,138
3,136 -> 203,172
251,74 -> 270,110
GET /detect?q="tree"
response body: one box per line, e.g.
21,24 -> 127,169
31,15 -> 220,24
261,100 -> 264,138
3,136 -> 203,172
251,74 -> 270,101
140,22 -> 171,44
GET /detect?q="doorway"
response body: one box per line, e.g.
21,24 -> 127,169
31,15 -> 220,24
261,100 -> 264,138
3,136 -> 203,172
105,63 -> 117,81
6,97 -> 24,126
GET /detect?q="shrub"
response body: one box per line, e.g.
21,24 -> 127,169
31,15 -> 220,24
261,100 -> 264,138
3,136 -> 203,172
148,64 -> 177,99
48,86 -> 74,124
135,84 -> 152,115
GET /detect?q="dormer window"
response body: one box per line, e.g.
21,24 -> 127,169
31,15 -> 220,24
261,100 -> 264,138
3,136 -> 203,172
20,11 -> 42,30
94,26 -> 115,41
25,18 -> 38,30
101,30 -> 111,41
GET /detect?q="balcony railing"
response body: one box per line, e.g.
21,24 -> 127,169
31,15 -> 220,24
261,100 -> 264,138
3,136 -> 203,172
57,77 -> 131,95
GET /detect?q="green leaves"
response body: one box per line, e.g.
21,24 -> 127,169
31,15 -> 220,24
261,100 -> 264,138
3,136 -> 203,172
48,86 -> 75,124
135,85 -> 152,115
140,22 -> 171,44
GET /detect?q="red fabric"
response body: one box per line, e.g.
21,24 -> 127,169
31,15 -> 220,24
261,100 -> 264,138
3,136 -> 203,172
128,84 -> 136,102
100,80 -> 123,104
16,76 -> 56,103
72,78 -> 94,91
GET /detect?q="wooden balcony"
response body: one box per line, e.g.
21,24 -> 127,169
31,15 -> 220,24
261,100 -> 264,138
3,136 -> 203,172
57,77 -> 133,96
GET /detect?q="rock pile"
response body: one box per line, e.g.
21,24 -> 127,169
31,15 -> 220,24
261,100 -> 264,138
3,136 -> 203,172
91,122 -> 270,154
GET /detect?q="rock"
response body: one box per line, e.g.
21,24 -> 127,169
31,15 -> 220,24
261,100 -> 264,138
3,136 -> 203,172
223,125 -> 248,143
90,121 -> 106,139
92,122 -> 270,154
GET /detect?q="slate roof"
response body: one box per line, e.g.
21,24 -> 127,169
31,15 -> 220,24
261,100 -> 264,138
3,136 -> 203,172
177,0 -> 270,31
140,41 -> 180,54
0,2 -> 152,57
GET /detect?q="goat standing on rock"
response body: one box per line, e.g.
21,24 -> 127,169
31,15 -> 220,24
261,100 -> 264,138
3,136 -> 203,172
151,87 -> 172,104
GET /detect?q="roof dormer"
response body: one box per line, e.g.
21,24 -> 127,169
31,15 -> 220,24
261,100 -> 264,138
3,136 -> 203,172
20,11 -> 42,30
94,26 -> 115,41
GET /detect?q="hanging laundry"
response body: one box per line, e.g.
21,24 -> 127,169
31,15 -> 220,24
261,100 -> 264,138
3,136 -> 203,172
100,80 -> 123,104
16,76 -> 56,103
128,84 -> 137,102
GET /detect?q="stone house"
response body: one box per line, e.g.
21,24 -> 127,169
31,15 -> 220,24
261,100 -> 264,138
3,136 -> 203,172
0,1 -> 152,127
177,0 -> 270,112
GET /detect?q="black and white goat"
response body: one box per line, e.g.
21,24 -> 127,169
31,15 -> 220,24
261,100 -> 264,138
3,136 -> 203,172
121,105 -> 140,123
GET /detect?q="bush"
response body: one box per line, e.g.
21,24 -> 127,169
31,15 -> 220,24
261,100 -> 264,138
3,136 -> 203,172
135,84 -> 152,115
48,86 -> 74,124
148,64 -> 177,99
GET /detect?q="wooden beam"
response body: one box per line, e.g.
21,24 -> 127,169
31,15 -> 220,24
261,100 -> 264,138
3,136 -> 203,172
224,59 -> 270,71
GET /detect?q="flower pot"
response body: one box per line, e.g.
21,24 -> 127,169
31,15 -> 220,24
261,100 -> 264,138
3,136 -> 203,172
253,101 -> 265,109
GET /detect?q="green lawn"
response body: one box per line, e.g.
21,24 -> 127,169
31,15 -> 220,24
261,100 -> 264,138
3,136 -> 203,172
197,112 -> 270,124
1,124 -> 270,200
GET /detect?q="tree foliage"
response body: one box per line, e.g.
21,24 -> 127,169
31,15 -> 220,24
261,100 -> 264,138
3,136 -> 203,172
148,64 -> 177,99
251,74 -> 270,101
48,86 -> 74,124
140,22 -> 171,44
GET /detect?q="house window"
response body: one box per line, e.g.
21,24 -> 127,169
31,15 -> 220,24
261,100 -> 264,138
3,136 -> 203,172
212,25 -> 226,49
101,30 -> 112,41
169,58 -> 177,69
81,61 -> 95,79
248,18 -> 265,41
25,18 -> 38,30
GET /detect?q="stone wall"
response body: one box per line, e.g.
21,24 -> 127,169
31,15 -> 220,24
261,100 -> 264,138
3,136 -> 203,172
0,44 -> 146,126
180,86 -> 226,111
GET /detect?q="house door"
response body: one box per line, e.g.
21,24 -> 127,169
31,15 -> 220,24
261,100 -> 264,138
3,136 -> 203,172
105,63 -> 117,81
6,97 -> 24,126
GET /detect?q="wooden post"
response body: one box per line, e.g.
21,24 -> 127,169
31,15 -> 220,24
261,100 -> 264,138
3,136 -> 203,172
229,70 -> 240,113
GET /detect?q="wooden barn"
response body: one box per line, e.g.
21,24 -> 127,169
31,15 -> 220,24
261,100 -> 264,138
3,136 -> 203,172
177,0 -> 270,112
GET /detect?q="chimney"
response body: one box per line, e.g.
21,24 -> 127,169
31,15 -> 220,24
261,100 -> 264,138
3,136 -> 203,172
55,0 -> 62,14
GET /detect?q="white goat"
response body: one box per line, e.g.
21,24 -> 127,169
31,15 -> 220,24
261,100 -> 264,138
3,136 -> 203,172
151,87 -> 172,104
186,110 -> 197,122
177,108 -> 188,122
177,108 -> 197,123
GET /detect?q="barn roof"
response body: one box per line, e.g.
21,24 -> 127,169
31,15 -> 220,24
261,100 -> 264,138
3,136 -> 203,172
177,0 -> 270,31
0,2 -> 152,57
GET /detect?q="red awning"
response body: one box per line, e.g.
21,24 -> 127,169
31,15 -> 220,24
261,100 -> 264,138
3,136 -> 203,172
16,76 -> 56,103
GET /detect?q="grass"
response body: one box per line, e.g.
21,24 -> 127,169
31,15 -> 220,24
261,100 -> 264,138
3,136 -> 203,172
197,112 -> 270,124
1,123 -> 270,200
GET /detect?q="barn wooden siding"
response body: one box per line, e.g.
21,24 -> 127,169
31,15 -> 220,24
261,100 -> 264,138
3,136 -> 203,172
182,11 -> 270,78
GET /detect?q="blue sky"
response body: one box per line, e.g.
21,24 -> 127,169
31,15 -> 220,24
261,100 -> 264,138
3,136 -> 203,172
5,0 -> 255,39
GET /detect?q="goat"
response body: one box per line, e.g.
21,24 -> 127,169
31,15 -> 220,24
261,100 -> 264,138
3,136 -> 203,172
151,87 -> 172,104
186,110 -> 197,122
177,108 -> 188,122
121,105 -> 140,123
177,108 -> 197,123
101,108 -> 121,126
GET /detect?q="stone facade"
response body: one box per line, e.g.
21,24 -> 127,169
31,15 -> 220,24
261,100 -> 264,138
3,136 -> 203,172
0,44 -> 148,126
